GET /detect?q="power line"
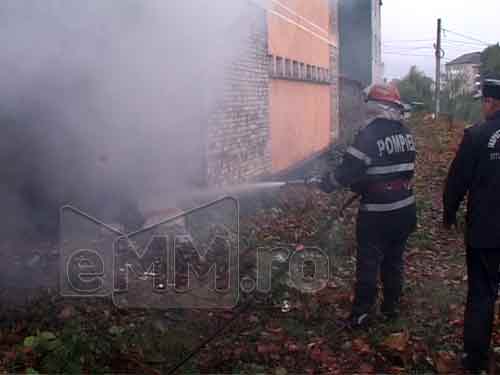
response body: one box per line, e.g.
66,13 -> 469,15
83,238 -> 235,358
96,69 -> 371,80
384,46 -> 434,51
442,28 -> 492,46
383,52 -> 435,57
442,38 -> 488,47
441,45 -> 483,52
383,39 -> 435,44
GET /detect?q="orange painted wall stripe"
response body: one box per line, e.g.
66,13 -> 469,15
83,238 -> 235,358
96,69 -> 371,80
268,0 -> 330,67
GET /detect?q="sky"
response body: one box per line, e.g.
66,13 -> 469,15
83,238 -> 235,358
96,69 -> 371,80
382,0 -> 500,80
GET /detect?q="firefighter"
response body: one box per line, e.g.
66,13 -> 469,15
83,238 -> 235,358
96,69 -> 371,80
443,79 -> 500,373
319,83 -> 417,326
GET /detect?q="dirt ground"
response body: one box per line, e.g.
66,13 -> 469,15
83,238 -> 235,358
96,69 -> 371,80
2,114 -> 499,374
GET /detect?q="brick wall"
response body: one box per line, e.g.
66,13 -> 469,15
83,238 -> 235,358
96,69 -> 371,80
206,4 -> 271,186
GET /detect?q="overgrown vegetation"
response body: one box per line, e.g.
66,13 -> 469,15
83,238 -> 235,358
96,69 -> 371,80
2,114 -> 500,374
397,66 -> 434,112
396,65 -> 482,124
481,44 -> 500,80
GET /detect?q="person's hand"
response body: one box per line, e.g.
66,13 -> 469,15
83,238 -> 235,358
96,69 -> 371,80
306,175 -> 323,185
318,172 -> 340,194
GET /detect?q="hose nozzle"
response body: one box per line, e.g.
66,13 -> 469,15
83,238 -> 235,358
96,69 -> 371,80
285,176 -> 323,186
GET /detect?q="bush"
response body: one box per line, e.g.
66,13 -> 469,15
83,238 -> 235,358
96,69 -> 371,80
441,93 -> 481,124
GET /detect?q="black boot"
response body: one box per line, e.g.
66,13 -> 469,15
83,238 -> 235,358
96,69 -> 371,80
461,353 -> 489,374
380,301 -> 400,321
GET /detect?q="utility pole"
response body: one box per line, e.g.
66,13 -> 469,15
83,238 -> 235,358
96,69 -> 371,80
434,18 -> 442,120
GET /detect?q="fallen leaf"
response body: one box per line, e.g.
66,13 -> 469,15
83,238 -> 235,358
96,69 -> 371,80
382,331 -> 409,352
387,366 -> 406,374
58,305 -> 75,320
285,341 -> 300,353
358,362 -> 375,374
310,347 -> 322,362
434,351 -> 456,374
3,351 -> 17,361
257,343 -> 280,354
248,315 -> 259,323
449,319 -> 463,327
4,334 -> 23,345
232,347 -> 245,359
265,324 -> 284,335
352,338 -> 372,354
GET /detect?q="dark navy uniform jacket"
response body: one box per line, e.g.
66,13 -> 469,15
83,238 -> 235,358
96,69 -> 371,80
335,118 -> 417,243
444,110 -> 500,248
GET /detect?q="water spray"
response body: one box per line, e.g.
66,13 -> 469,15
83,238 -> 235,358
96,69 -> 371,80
168,176 -> 324,202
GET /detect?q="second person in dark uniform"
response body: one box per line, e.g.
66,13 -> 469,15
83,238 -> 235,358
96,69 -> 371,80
443,79 -> 500,373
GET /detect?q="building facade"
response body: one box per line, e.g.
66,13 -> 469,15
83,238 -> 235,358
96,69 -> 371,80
206,0 -> 340,185
338,0 -> 383,87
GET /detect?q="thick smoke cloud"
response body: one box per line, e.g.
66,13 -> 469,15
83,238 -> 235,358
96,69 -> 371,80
0,0 -> 252,239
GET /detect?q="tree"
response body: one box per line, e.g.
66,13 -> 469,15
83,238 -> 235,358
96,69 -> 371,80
481,44 -> 500,80
441,71 -> 481,124
396,66 -> 434,111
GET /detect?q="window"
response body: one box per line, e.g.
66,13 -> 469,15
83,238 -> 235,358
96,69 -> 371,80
284,59 -> 291,77
293,61 -> 299,78
276,57 -> 283,76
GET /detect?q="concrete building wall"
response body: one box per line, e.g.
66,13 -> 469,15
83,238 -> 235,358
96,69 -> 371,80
339,0 -> 383,86
338,0 -> 383,144
371,0 -> 384,83
339,77 -> 365,144
339,0 -> 372,86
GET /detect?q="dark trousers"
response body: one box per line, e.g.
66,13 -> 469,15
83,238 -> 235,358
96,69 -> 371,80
351,238 -> 407,315
464,247 -> 500,362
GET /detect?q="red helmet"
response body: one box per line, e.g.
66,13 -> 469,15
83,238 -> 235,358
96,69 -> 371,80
365,83 -> 403,107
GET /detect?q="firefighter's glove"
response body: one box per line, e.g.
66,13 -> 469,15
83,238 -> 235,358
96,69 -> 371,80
306,175 -> 323,185
318,172 -> 340,194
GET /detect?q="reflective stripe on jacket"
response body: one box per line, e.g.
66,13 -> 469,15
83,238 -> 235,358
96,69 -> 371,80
335,118 -> 417,213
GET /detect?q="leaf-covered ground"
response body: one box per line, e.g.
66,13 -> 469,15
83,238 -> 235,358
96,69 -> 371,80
1,114 -> 499,374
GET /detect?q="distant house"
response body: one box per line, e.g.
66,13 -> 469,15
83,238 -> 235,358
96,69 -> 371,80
445,52 -> 481,95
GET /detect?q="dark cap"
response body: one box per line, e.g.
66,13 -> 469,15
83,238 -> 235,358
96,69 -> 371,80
482,79 -> 500,100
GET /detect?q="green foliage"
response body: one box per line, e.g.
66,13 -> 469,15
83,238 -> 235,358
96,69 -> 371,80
440,70 -> 482,124
397,66 -> 434,111
481,44 -> 500,80
441,93 -> 481,124
453,96 -> 481,123
23,321 -> 112,374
